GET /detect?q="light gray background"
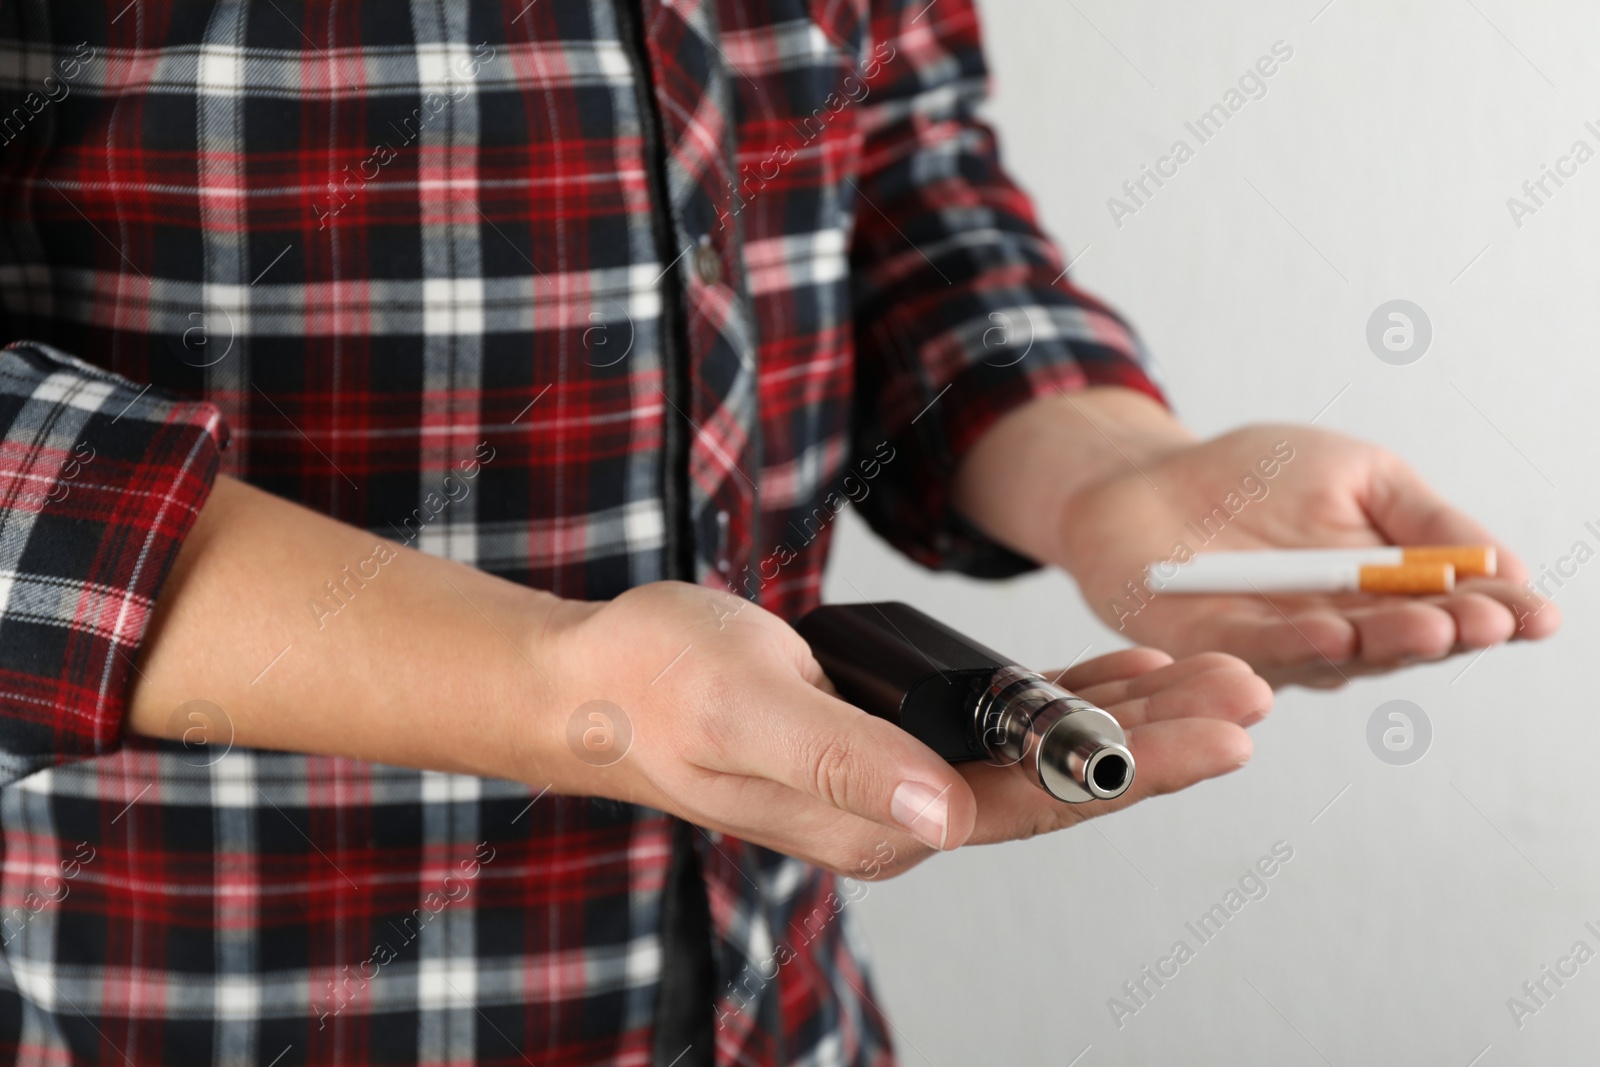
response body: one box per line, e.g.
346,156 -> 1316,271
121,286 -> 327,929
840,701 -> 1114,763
829,1 -> 1598,1064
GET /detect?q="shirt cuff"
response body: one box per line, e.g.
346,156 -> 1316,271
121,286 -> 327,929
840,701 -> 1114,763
0,341 -> 226,783
859,308 -> 1166,579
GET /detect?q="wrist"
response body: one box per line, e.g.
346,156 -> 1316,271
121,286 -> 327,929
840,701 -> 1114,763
953,386 -> 1193,564
498,589 -> 605,792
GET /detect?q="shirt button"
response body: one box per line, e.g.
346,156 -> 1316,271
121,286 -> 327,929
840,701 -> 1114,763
715,508 -> 731,572
695,244 -> 722,286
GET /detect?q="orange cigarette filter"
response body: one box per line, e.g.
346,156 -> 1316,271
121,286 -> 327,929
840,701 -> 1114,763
1400,545 -> 1496,579
1358,562 -> 1455,595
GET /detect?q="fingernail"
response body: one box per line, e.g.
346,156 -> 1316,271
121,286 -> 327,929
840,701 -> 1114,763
891,781 -> 950,851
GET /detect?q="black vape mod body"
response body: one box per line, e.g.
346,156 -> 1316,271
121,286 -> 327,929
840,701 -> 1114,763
794,602 -> 1133,803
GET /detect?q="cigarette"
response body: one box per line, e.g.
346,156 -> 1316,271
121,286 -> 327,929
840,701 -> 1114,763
1145,548 -> 1481,595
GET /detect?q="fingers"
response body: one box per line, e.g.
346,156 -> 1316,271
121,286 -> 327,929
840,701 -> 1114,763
1430,589 -> 1518,647
698,672 -> 978,852
1076,650 -> 1250,703
1078,652 -> 1273,729
1362,456 -> 1559,629
1048,647 -> 1173,691
1295,593 -> 1541,670
1340,600 -> 1457,663
1453,578 -> 1560,640
960,717 -> 1253,845
1228,593 -> 1555,690
1232,600 -> 1491,682
1174,593 -> 1520,682
1355,453 -> 1563,639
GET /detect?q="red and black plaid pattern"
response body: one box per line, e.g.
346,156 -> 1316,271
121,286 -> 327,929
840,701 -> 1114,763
0,342 -> 222,780
0,1 -> 1161,1064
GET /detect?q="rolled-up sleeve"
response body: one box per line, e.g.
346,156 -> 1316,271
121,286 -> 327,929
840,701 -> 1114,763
849,0 -> 1165,577
0,341 -> 224,784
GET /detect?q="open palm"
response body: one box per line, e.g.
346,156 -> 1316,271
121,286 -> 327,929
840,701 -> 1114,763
1053,424 -> 1559,687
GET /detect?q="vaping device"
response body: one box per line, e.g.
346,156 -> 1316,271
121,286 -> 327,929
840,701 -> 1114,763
794,602 -> 1133,803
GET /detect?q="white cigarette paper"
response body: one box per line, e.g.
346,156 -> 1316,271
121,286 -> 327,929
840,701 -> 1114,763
1146,548 -> 1467,595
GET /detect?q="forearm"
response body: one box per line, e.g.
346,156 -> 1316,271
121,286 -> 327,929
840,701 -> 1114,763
128,476 -> 585,788
952,386 -> 1193,566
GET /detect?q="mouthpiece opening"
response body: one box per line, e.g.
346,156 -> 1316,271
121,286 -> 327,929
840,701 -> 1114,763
1090,752 -> 1130,796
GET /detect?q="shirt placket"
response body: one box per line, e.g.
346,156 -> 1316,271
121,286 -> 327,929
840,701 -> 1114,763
630,3 -> 778,1065
637,0 -> 761,597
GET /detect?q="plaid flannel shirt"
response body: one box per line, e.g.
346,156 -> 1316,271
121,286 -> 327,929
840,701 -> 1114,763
0,1 -> 1161,1064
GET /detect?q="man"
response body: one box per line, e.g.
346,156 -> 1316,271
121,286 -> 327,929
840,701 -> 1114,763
0,2 -> 1553,1065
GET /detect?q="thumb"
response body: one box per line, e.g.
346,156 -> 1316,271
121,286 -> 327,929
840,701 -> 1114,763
1362,455 -> 1557,634
707,673 -> 978,851
1363,455 -> 1511,565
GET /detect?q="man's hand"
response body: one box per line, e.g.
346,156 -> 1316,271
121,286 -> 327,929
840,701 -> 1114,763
135,479 -> 1266,881
547,583 -> 1270,878
954,389 -> 1559,688
957,647 -> 1267,844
